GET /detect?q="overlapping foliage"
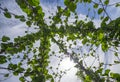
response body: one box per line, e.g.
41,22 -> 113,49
0,0 -> 120,82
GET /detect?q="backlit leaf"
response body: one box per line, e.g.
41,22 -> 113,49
2,36 -> 10,42
98,8 -> 103,14
4,12 -> 11,18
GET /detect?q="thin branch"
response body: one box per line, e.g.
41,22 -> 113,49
108,2 -> 120,6
0,66 -> 13,70
0,6 -> 18,16
109,49 -> 120,54
89,58 -> 97,69
92,0 -> 120,6
103,63 -> 119,66
99,0 -> 112,21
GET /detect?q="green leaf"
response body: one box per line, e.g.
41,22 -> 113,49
93,4 -> 98,8
0,55 -> 7,64
14,15 -> 20,19
98,8 -> 103,14
36,6 -> 43,14
101,42 -> 108,52
4,74 -> 9,77
2,36 -> 10,42
17,67 -> 25,73
64,0 -> 69,6
46,74 -> 53,80
104,0 -> 109,5
9,64 -> 17,70
104,69 -> 110,76
32,76 -> 44,82
87,0 -> 91,3
13,71 -> 19,76
4,12 -> 11,18
85,75 -> 92,82
69,3 -> 76,12
114,61 -> 120,64
26,21 -> 32,27
14,15 -> 25,19
96,68 -> 103,74
116,3 -> 120,7
20,18 -> 26,22
19,77 -> 25,82
98,33 -> 104,40
64,10 -> 70,17
110,73 -> 120,81
28,0 -> 39,6
82,38 -> 88,44
64,0 -> 76,12
114,52 -> 118,56
51,78 -> 54,82
49,66 -> 52,69
6,47 -> 18,54
103,17 -> 109,22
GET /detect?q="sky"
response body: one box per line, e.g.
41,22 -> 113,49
0,0 -> 120,82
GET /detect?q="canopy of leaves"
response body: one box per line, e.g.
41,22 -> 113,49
0,0 -> 120,82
